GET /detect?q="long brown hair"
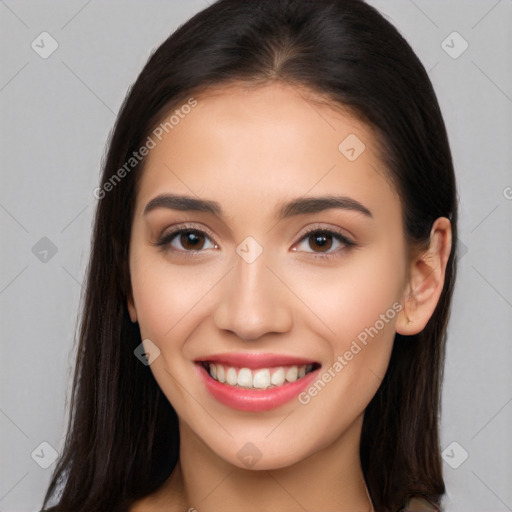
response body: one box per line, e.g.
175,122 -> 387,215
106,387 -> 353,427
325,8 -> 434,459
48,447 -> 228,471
42,1 -> 458,510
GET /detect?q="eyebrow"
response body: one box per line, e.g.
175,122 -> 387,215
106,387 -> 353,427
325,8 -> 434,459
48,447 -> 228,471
143,193 -> 373,219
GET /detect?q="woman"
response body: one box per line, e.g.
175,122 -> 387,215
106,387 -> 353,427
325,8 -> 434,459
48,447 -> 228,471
41,0 -> 457,510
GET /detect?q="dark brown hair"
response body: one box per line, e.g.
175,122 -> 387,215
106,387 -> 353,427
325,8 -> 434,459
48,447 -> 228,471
42,1 -> 458,511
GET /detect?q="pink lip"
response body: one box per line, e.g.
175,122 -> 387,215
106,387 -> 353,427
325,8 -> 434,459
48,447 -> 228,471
195,358 -> 320,412
196,352 -> 318,369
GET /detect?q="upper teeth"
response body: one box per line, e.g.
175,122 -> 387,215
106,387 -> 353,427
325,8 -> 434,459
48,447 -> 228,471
206,363 -> 312,389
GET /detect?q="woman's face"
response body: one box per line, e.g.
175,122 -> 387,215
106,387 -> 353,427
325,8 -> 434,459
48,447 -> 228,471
128,81 -> 410,469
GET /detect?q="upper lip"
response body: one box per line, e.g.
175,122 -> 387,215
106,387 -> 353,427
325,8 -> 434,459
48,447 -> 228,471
195,352 -> 320,369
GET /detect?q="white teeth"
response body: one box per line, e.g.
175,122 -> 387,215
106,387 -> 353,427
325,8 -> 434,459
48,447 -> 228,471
253,369 -> 271,389
237,368 -> 252,388
226,367 -> 238,386
216,364 -> 225,383
206,363 -> 314,389
270,367 -> 285,386
285,366 -> 298,382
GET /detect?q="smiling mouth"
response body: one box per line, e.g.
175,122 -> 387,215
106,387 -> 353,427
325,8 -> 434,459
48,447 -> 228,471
199,361 -> 320,390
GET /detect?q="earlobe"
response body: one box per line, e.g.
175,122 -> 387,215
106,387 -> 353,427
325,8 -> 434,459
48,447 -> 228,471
396,217 -> 452,336
127,292 -> 138,323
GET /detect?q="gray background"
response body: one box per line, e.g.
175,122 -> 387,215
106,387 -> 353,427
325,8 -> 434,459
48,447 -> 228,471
1,1 -> 511,510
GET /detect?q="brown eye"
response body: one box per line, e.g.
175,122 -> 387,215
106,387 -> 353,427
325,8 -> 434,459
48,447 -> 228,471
180,231 -> 206,250
308,232 -> 333,252
155,227 -> 217,253
293,228 -> 355,259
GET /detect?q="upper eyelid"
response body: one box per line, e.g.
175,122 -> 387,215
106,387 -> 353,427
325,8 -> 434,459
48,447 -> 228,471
158,223 -> 355,251
296,224 -> 354,242
159,222 -> 353,239
159,223 -> 218,242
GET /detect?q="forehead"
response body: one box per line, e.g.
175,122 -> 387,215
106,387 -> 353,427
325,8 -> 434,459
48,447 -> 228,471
134,81 -> 399,221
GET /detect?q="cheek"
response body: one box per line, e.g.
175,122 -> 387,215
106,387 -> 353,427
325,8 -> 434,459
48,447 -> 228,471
129,254 -> 218,409
294,282 -> 399,451
129,252 -> 221,342
286,244 -> 405,410
289,247 -> 405,347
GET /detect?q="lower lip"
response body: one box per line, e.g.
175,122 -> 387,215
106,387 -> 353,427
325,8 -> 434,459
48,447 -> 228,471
197,364 -> 320,411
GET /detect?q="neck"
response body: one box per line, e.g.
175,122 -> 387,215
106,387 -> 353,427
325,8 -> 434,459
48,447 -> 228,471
163,414 -> 372,512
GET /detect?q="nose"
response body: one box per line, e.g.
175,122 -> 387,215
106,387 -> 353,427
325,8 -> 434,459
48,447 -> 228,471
212,251 -> 293,341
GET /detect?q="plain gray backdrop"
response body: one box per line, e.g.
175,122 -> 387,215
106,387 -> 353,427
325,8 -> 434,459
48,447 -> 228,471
1,1 -> 511,510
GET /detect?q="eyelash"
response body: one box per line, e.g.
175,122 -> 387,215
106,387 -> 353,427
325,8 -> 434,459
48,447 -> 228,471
296,227 -> 356,259
153,223 -> 356,260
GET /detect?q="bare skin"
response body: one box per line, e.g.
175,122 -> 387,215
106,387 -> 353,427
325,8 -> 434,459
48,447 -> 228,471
127,81 -> 451,511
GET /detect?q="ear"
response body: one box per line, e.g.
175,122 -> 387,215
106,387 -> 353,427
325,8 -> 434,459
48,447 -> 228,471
396,217 -> 452,335
127,290 -> 138,323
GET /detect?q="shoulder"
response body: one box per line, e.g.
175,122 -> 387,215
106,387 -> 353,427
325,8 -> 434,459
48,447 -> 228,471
399,496 -> 440,512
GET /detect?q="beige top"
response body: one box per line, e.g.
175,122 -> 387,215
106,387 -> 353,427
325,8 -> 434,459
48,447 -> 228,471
400,495 -> 440,511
